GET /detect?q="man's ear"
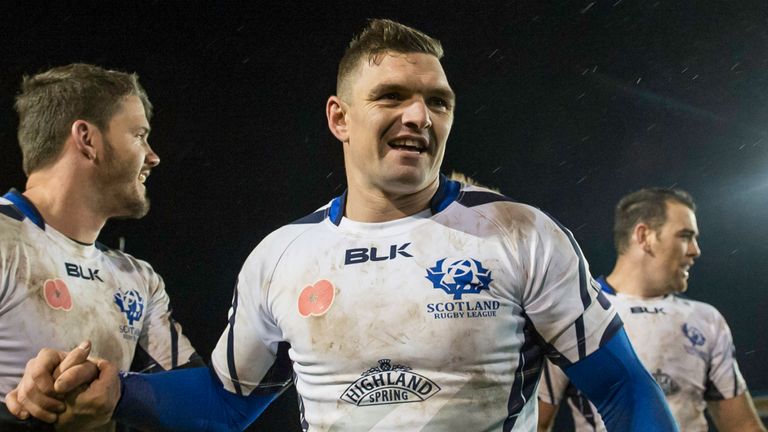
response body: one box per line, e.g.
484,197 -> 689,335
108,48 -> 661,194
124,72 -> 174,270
634,223 -> 654,255
71,120 -> 98,162
326,96 -> 349,142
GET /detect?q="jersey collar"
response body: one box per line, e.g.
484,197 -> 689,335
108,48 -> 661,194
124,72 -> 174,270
3,189 -> 45,230
595,275 -> 616,294
327,174 -> 461,226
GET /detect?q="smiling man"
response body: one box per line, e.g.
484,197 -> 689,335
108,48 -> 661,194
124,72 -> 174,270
0,64 -> 201,431
10,21 -> 677,431
538,188 -> 766,432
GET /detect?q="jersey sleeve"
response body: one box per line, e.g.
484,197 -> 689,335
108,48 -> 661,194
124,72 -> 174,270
703,308 -> 747,401
210,233 -> 293,396
517,208 -> 621,366
133,260 -> 200,372
537,358 -> 569,405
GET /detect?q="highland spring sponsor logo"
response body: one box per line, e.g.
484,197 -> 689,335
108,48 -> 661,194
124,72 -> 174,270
340,359 -> 440,406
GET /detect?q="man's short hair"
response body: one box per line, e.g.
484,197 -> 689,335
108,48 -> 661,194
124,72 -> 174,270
613,187 -> 696,254
15,63 -> 153,175
336,18 -> 443,99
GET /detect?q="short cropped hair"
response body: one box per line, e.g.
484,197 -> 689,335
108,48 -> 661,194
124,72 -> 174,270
337,18 -> 444,99
15,63 -> 152,175
613,187 -> 696,254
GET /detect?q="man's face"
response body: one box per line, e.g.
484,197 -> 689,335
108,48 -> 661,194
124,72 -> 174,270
647,201 -> 701,294
97,95 -> 159,219
340,52 -> 454,196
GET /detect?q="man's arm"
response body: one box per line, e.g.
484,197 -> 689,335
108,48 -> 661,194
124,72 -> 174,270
537,399 -> 559,432
563,327 -> 678,431
707,392 -> 767,432
9,346 -> 285,431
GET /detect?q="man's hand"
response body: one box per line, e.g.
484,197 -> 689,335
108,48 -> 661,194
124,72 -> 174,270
5,340 -> 120,431
53,356 -> 121,431
6,341 -> 95,423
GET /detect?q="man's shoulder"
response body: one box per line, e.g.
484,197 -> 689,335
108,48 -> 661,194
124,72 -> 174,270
674,294 -> 727,321
98,243 -> 160,279
452,185 -> 547,222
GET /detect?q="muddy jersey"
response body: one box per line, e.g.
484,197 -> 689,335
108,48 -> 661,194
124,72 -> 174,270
211,177 -> 621,432
538,277 -> 746,432
0,191 -> 198,417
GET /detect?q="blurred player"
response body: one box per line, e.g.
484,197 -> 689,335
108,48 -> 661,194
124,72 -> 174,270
0,64 -> 201,431
11,20 -> 676,431
538,188 -> 766,432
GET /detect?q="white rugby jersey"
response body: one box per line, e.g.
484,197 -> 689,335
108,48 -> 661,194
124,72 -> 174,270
0,190 -> 198,428
538,276 -> 747,432
211,176 -> 620,431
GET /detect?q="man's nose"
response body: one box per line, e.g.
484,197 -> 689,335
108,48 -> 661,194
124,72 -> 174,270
402,98 -> 432,130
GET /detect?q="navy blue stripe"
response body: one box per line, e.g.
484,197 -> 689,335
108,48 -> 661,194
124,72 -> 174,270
599,314 -> 624,347
703,375 -> 725,400
547,214 -> 591,360
292,208 -> 327,225
170,315 -> 179,368
456,190 -> 515,208
3,189 -> 44,229
250,342 -> 293,394
429,174 -> 462,214
0,204 -> 24,222
226,287 -> 243,396
565,383 -> 598,429
504,315 -> 545,432
128,345 -> 161,372
575,316 -> 587,359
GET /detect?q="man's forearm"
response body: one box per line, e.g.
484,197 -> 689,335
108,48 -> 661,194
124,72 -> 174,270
564,328 -> 678,431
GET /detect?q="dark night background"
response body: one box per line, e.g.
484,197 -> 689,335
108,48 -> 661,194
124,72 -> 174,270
1,1 -> 766,430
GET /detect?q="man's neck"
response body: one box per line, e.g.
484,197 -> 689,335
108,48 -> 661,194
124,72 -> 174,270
606,256 -> 667,298
344,178 -> 439,223
24,173 -> 106,244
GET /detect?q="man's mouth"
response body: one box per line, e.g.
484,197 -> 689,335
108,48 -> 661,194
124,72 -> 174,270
388,138 -> 427,153
681,266 -> 690,279
138,172 -> 149,184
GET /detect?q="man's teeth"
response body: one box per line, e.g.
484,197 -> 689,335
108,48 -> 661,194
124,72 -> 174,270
389,139 -> 424,151
139,174 -> 147,183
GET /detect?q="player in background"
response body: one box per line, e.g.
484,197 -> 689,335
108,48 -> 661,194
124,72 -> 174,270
0,64 -> 202,431
10,20 -> 677,431
537,188 -> 766,432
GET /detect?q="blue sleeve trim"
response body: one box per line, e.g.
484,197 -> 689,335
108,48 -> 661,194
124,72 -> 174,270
563,328 -> 678,431
114,367 -> 286,431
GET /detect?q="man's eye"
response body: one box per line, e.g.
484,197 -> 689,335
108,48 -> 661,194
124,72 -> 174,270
429,97 -> 451,109
379,93 -> 400,100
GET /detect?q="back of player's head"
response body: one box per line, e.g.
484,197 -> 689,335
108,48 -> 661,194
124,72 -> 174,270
15,63 -> 153,175
336,18 -> 444,99
613,187 -> 696,254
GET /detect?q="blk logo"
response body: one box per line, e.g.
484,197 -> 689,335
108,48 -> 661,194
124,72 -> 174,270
345,243 -> 413,265
65,263 -> 103,282
630,306 -> 665,315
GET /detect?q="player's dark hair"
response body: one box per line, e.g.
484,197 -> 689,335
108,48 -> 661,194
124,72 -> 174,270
15,63 -> 152,175
336,18 -> 443,99
614,188 -> 696,254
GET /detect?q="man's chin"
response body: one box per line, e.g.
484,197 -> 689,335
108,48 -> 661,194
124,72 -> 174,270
111,198 -> 150,220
